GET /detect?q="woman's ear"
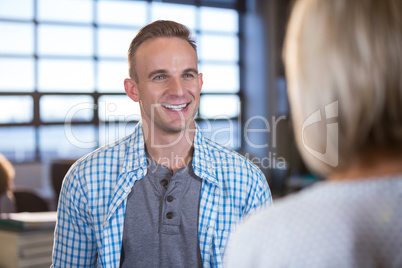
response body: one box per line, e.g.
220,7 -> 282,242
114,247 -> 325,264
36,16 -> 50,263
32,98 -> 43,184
124,78 -> 140,102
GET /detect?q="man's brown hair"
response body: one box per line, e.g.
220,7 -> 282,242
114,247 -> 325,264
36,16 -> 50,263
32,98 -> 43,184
128,20 -> 197,81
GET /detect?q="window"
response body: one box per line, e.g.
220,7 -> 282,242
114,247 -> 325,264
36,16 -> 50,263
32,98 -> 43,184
0,0 -> 241,162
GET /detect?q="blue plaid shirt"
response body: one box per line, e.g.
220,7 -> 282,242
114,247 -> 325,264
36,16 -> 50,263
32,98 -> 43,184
52,122 -> 272,268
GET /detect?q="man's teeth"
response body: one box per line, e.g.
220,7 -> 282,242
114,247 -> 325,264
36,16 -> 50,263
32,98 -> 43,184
163,104 -> 187,111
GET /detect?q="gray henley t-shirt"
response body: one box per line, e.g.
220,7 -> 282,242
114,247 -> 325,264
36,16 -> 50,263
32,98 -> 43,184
120,155 -> 203,268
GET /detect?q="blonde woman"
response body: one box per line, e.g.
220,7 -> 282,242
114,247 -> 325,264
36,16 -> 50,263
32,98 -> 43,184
226,0 -> 402,267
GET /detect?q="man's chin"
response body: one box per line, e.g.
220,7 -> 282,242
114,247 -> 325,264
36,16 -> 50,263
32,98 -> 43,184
169,122 -> 193,133
162,119 -> 195,134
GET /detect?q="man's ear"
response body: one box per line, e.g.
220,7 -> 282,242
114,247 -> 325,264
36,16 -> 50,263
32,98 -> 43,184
198,73 -> 203,94
124,78 -> 140,102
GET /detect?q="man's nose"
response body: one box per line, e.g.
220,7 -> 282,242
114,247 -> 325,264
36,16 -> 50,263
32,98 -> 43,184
167,77 -> 185,96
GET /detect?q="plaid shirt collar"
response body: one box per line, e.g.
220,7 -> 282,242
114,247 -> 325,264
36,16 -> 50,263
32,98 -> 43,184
120,121 -> 220,187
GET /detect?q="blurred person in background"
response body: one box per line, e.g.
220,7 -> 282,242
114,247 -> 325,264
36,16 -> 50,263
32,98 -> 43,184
0,153 -> 16,214
225,0 -> 402,267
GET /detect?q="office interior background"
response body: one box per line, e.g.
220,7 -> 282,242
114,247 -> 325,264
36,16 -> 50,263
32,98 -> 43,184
0,0 -> 308,209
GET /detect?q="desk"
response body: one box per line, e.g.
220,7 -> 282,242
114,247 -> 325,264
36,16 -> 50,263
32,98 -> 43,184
0,212 -> 56,268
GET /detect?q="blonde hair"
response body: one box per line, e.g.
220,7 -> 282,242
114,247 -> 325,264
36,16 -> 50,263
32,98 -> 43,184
128,20 -> 197,82
0,153 -> 15,195
284,0 -> 402,175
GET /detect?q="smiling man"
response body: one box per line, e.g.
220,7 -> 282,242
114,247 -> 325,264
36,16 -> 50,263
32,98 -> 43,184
124,33 -> 202,172
51,20 -> 272,268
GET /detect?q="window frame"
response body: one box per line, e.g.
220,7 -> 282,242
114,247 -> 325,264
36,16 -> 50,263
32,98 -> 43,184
0,0 -> 244,162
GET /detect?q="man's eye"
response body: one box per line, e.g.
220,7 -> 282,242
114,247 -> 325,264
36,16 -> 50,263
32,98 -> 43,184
154,75 -> 164,80
183,74 -> 194,78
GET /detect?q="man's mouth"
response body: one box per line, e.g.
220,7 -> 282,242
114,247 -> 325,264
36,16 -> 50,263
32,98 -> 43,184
162,103 -> 188,111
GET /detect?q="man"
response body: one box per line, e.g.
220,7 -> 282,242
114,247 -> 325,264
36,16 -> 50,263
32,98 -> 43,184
52,20 -> 272,268
225,0 -> 402,267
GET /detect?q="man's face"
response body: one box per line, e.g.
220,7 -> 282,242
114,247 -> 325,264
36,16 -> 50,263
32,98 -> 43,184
125,37 -> 202,135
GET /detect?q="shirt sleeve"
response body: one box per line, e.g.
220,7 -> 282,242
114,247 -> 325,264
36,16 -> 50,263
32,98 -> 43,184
51,167 -> 98,267
242,167 -> 273,217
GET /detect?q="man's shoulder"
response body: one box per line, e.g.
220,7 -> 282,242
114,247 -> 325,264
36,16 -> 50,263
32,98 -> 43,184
200,136 -> 264,176
68,133 -> 136,175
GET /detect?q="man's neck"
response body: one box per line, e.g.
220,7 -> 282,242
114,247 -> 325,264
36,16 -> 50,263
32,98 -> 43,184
142,124 -> 196,173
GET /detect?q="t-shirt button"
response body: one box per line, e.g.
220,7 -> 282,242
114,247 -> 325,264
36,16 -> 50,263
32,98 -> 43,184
160,179 -> 169,188
166,195 -> 174,202
166,212 -> 173,219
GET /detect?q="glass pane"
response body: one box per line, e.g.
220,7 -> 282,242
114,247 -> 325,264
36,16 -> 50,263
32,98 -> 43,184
0,96 -> 33,123
38,59 -> 94,92
201,0 -> 236,5
97,61 -> 128,92
97,28 -> 137,58
38,25 -> 93,56
0,0 -> 34,20
97,1 -> 147,26
199,64 -> 239,93
199,7 -> 238,33
99,122 -> 136,146
0,126 -> 36,162
0,22 -> 34,54
197,119 -> 239,149
98,95 -> 141,122
39,125 -> 96,161
41,95 -> 94,122
0,58 -> 35,91
151,3 -> 196,30
199,34 -> 238,62
37,0 -> 93,23
200,95 -> 240,118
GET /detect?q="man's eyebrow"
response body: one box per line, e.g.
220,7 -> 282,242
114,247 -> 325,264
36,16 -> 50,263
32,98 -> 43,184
183,68 -> 198,74
147,69 -> 168,79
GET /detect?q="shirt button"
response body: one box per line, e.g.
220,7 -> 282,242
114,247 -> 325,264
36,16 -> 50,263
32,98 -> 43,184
160,179 -> 169,188
166,195 -> 174,202
166,212 -> 173,219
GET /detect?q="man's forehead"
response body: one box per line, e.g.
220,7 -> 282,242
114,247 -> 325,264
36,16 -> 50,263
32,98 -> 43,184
135,37 -> 198,67
136,36 -> 197,56
133,36 -> 199,80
